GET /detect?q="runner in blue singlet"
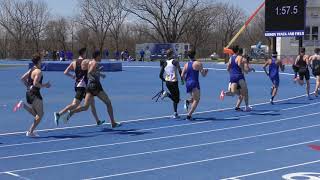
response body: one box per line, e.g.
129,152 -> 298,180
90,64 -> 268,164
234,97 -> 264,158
181,49 -> 208,120
222,46 -> 252,111
263,52 -> 285,104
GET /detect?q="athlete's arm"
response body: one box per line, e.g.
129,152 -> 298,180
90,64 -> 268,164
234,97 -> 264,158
294,56 -> 300,66
263,60 -> 270,76
181,63 -> 188,81
279,60 -> 285,72
227,58 -> 232,72
88,61 -> 97,74
198,62 -> 208,77
20,70 -> 31,87
33,70 -> 50,88
173,60 -> 184,83
64,61 -> 75,79
242,57 -> 251,74
237,56 -> 249,74
308,55 -> 314,64
96,63 -> 106,79
174,60 -> 183,77
159,60 -> 166,81
306,55 -> 312,67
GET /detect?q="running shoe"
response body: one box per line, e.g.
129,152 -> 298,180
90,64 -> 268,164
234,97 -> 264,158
13,100 -> 24,112
111,122 -> 122,128
184,100 -> 189,111
172,113 -> 180,119
244,106 -> 252,112
62,110 -> 72,124
97,120 -> 106,126
186,115 -> 193,121
54,112 -> 60,126
270,99 -> 274,105
220,90 -> 225,101
26,131 -> 40,137
235,107 -> 241,111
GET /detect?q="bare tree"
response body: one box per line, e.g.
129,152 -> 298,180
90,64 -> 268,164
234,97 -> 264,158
0,0 -> 32,58
216,3 -> 246,47
183,4 -> 222,52
130,23 -> 155,44
26,0 -> 50,52
44,18 -> 69,52
109,0 -> 129,52
77,0 -> 117,52
74,27 -> 91,50
0,27 -> 10,58
126,0 -> 201,43
69,19 -> 77,53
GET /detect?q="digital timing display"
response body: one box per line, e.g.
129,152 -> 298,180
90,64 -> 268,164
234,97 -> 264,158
265,0 -> 306,37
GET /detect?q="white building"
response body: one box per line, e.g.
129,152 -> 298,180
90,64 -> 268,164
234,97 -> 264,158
277,0 -> 320,60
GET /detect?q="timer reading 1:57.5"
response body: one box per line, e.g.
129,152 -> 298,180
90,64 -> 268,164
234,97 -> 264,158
275,6 -> 299,16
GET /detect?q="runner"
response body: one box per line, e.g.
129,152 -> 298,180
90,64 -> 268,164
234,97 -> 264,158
54,48 -> 105,126
18,53 -> 51,137
309,48 -> 320,97
263,52 -> 285,104
181,49 -> 208,120
159,49 -> 183,119
294,47 -> 311,99
65,50 -> 121,128
220,46 -> 252,111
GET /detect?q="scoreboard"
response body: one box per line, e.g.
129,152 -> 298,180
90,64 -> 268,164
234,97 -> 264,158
265,0 -> 306,37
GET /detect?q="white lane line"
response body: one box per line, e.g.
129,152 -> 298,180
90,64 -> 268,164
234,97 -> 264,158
0,94 -> 308,137
1,118 -> 319,173
0,66 -> 307,137
0,150 -> 254,174
1,124 -> 318,176
266,139 -> 320,151
0,112 -> 319,162
0,138 -> 72,148
2,100 -> 318,149
4,172 -> 30,180
123,66 -> 305,77
85,152 -> 256,180
131,101 -> 320,132
221,160 -> 320,180
0,124 -> 315,173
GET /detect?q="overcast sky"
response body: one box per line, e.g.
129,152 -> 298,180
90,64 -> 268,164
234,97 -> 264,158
43,0 -> 265,17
